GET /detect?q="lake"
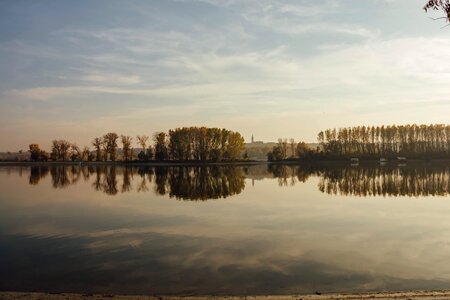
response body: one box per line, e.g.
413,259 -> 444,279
1,163 -> 450,295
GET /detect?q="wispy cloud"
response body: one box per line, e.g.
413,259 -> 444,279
0,0 -> 448,149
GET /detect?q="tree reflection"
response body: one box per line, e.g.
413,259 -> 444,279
268,164 -> 312,186
152,166 -> 245,200
166,166 -> 245,200
317,165 -> 450,197
29,166 -> 49,185
30,165 -> 245,200
121,167 -> 132,193
27,164 -> 450,198
268,164 -> 450,197
137,167 -> 153,192
50,166 -> 71,188
103,166 -> 118,195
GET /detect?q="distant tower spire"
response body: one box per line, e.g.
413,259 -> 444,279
251,134 -> 254,143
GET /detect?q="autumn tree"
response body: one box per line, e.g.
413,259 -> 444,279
296,142 -> 310,158
167,127 -> 244,161
103,132 -> 119,162
60,140 -> 71,161
136,135 -> 149,161
318,124 -> 450,158
51,140 -> 71,161
121,135 -> 133,162
70,144 -> 81,161
29,144 -> 41,161
289,138 -> 296,158
82,146 -> 90,161
267,145 -> 284,161
225,131 -> 245,161
147,145 -> 155,160
50,140 -> 60,161
154,132 -> 169,161
92,137 -> 103,162
276,138 -> 288,160
29,144 -> 48,161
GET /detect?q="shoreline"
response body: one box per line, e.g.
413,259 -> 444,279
1,159 -> 450,167
0,161 -> 267,167
3,290 -> 450,300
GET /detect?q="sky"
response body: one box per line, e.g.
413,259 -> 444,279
0,0 -> 449,151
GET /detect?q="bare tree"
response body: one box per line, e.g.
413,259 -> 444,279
103,132 -> 119,162
71,144 -> 81,161
424,0 -> 450,23
52,140 -> 71,162
121,135 -> 133,162
92,137 -> 103,162
289,138 -> 296,158
82,146 -> 90,161
136,135 -> 149,161
136,135 -> 149,151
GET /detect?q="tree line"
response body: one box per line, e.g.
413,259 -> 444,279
268,124 -> 450,160
267,138 -> 315,161
28,126 -> 245,162
316,124 -> 450,158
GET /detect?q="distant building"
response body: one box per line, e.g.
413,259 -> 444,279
250,134 -> 263,144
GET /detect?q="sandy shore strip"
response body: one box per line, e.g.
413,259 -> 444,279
3,291 -> 450,300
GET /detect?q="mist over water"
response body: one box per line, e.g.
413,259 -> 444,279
1,163 -> 450,295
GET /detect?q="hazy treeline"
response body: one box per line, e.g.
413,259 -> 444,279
28,126 -> 245,162
268,124 -> 450,160
267,138 -> 314,161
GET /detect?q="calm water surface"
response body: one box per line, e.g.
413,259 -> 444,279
1,163 -> 450,295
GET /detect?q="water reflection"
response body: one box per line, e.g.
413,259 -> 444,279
29,165 -> 246,200
317,166 -> 450,197
24,163 -> 450,198
268,164 -> 450,197
29,166 -> 49,185
2,164 -> 450,295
